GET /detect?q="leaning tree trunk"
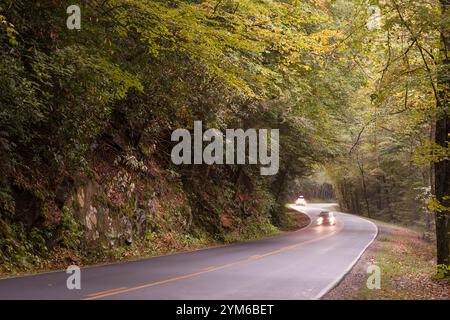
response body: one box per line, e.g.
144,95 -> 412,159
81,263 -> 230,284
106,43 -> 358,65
435,0 -> 450,272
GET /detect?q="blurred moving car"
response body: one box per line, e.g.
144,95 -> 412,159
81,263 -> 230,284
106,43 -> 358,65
295,195 -> 307,206
316,211 -> 336,225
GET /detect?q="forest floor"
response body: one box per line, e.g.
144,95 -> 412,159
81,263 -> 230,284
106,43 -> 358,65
323,219 -> 450,300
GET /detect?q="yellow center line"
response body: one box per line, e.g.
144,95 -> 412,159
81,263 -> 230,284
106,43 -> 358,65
201,266 -> 217,272
83,220 -> 344,300
86,287 -> 128,297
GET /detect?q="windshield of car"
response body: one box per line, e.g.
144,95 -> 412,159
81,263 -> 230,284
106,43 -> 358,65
319,211 -> 330,217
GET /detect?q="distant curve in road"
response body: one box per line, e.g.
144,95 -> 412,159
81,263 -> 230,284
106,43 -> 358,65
0,204 -> 377,300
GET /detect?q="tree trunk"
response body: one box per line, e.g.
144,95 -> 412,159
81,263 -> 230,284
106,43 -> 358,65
434,113 -> 449,268
435,0 -> 450,272
356,152 -> 371,218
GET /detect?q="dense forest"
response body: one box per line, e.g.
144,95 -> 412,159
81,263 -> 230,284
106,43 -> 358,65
0,0 -> 448,276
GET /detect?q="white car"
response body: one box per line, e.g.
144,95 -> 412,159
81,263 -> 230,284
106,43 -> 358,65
316,211 -> 336,226
295,196 -> 307,206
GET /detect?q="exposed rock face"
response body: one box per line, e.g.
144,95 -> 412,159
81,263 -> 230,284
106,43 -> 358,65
68,166 -> 177,250
85,205 -> 99,240
75,182 -> 102,243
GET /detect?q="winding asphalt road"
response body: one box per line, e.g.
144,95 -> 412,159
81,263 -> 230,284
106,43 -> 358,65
0,204 -> 377,300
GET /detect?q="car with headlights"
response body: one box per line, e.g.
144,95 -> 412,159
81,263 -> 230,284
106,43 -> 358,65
316,211 -> 336,225
295,196 -> 307,206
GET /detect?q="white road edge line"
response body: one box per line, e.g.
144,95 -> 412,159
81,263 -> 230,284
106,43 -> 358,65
314,211 -> 379,300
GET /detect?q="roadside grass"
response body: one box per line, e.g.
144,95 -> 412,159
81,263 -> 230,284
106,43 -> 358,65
224,207 -> 311,242
360,235 -> 445,299
222,217 -> 281,243
324,219 -> 450,300
277,207 -> 311,232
